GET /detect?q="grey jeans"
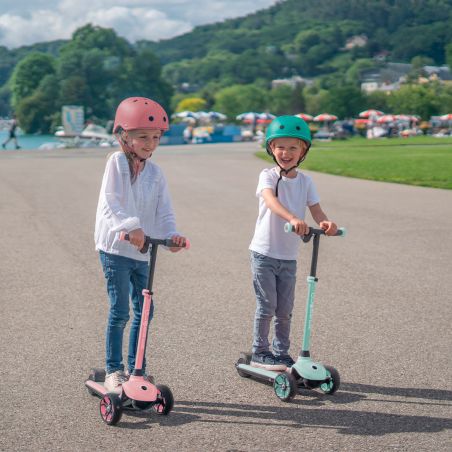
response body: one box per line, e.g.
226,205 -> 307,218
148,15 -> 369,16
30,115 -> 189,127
250,251 -> 297,355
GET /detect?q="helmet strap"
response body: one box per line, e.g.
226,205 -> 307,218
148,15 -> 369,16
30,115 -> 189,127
267,141 -> 311,197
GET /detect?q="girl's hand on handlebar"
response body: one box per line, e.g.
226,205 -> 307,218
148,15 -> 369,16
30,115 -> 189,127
289,217 -> 309,236
319,221 -> 338,236
129,228 -> 145,250
169,235 -> 186,252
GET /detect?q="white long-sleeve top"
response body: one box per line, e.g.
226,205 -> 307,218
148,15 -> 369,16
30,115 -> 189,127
94,151 -> 178,261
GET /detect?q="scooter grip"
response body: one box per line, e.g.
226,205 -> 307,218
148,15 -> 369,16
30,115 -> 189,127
284,223 -> 346,237
120,233 -> 150,253
120,232 -> 190,253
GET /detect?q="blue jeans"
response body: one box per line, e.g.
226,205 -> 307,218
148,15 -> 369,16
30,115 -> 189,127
250,251 -> 297,355
99,251 -> 153,374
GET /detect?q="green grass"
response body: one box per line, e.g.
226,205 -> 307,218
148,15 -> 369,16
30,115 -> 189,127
257,136 -> 452,189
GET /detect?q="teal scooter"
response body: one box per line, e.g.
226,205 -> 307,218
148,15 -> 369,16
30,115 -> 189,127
235,224 -> 346,402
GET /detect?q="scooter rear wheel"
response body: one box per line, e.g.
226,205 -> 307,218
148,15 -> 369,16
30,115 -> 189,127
274,371 -> 297,402
320,365 -> 340,394
152,385 -> 174,415
100,393 -> 122,425
236,353 -> 252,378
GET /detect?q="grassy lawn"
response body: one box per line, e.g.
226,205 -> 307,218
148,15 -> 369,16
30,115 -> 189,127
257,136 -> 452,189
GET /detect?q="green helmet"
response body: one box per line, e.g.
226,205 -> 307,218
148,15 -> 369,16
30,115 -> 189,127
265,115 -> 311,156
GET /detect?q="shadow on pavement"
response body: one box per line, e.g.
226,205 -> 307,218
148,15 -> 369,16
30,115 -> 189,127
170,399 -> 452,436
111,382 -> 452,433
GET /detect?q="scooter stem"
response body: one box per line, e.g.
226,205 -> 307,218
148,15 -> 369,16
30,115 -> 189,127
301,233 -> 320,357
301,275 -> 317,357
134,243 -> 159,374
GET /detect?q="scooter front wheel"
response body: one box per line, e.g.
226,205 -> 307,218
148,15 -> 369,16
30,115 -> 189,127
274,371 -> 297,402
319,365 -> 340,395
152,385 -> 174,415
100,393 -> 122,425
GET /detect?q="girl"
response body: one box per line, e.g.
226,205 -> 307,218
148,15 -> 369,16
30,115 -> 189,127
95,97 -> 186,392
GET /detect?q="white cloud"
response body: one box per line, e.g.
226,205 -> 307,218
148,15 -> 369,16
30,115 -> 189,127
0,0 -> 278,48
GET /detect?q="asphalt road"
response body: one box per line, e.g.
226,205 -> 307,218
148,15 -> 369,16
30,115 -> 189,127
1,142 -> 451,451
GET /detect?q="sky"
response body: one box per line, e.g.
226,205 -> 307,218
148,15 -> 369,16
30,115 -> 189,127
0,0 -> 280,49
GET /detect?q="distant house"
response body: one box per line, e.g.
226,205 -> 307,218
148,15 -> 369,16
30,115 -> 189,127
271,75 -> 313,89
344,35 -> 368,50
360,63 -> 452,92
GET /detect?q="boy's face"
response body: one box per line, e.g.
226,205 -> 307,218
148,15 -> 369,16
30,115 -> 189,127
270,137 -> 307,171
125,128 -> 162,159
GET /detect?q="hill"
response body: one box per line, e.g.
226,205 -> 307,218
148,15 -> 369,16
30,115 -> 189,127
140,0 -> 452,89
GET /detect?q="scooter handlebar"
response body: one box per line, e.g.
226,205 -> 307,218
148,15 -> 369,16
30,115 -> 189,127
284,223 -> 346,239
120,232 -> 190,254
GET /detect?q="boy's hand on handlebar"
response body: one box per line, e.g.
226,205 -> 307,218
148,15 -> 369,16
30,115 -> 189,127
289,217 -> 309,236
129,228 -> 145,250
169,235 -> 186,252
320,221 -> 338,236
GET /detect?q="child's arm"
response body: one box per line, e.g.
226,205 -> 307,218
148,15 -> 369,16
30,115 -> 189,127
261,188 -> 309,235
309,203 -> 337,236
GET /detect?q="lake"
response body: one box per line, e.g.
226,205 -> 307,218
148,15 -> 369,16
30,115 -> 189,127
0,131 -> 59,151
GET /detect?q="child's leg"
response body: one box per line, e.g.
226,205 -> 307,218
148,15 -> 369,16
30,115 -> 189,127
128,260 -> 152,373
99,252 -> 132,374
251,252 -> 278,354
273,260 -> 297,356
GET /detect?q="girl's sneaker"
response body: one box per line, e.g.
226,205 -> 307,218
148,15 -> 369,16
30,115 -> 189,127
251,351 -> 287,371
104,370 -> 128,393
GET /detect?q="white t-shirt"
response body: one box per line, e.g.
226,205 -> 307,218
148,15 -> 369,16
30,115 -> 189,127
94,151 -> 178,261
249,167 -> 320,260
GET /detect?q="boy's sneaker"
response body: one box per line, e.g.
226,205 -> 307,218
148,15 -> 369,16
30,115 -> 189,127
251,351 -> 287,371
275,354 -> 296,367
104,370 -> 128,393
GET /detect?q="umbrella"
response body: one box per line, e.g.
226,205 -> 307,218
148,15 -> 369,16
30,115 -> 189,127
207,111 -> 227,121
236,112 -> 260,122
440,113 -> 452,121
354,118 -> 370,125
395,114 -> 411,121
257,112 -> 276,124
314,113 -> 338,122
359,109 -> 384,118
172,111 -> 200,119
295,113 -> 314,121
377,114 -> 396,123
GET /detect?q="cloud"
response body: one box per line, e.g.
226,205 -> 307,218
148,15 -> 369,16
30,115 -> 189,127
0,0 -> 278,49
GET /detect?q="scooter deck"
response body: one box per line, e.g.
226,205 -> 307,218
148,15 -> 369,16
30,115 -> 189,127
236,363 -> 280,382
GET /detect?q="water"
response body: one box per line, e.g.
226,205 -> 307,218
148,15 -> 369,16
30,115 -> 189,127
0,131 -> 59,150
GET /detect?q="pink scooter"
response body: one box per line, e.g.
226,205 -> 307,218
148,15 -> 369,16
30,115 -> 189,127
85,233 -> 189,425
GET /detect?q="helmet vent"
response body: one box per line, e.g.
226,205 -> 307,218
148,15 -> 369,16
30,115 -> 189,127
133,99 -> 138,102
279,125 -> 284,129
163,117 -> 167,122
148,116 -> 154,122
145,102 -> 148,105
296,126 -> 301,130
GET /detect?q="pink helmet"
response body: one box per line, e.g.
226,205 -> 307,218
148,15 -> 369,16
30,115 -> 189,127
113,97 -> 169,133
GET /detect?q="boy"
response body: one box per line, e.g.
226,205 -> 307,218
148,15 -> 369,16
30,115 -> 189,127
249,115 -> 337,370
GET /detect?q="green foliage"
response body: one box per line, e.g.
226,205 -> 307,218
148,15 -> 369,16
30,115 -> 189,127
4,24 -> 171,133
270,85 -> 305,115
387,83 -> 443,119
176,97 -> 207,112
214,84 -> 267,117
11,52 -> 56,108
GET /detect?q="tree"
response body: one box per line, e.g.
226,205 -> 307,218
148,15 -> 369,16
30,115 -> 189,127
387,83 -> 441,119
176,97 -> 207,112
214,84 -> 267,118
446,43 -> 452,70
10,52 -> 56,108
269,85 -> 305,115
16,74 -> 59,133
